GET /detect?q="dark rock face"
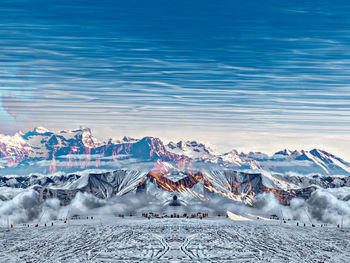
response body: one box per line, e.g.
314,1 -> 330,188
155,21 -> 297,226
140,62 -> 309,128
33,186 -> 80,205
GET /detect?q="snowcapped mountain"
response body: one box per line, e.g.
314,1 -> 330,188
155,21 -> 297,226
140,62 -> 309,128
111,136 -> 139,144
272,149 -> 302,159
2,168 -> 349,206
1,127 -> 349,207
0,127 -> 349,176
209,150 -> 263,170
259,148 -> 350,176
166,140 -> 217,160
0,132 -> 32,166
0,127 -> 102,162
296,149 -> 350,175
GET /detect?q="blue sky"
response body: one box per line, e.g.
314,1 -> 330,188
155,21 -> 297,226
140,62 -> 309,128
0,0 -> 350,158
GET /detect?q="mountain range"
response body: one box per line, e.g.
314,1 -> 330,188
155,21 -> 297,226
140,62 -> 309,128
0,127 -> 349,206
0,126 -> 349,176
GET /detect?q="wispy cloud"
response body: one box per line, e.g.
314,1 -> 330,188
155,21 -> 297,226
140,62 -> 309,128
0,0 -> 349,158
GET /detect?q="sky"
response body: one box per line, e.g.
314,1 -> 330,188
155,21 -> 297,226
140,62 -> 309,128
0,0 -> 350,159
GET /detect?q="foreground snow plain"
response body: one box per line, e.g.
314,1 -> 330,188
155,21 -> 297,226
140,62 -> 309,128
0,217 -> 349,263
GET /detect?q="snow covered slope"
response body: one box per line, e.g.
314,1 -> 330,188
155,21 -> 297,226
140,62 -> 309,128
2,168 -> 349,206
0,218 -> 349,262
0,170 -> 147,204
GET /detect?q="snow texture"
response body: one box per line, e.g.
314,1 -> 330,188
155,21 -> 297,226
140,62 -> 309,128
0,218 -> 349,262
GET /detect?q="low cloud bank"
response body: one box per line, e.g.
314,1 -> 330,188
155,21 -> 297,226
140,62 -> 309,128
253,187 -> 350,225
1,187 -> 350,226
0,189 -> 160,226
0,189 -> 58,226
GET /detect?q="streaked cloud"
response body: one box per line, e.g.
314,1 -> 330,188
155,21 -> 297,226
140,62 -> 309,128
0,0 -> 349,159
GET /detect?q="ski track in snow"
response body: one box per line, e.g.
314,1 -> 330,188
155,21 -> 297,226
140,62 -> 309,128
0,218 -> 349,262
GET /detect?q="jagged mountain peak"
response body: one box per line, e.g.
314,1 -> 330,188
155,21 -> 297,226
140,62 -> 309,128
122,136 -> 138,143
166,140 -> 216,159
33,126 -> 50,134
300,148 -> 350,166
0,126 -> 349,176
111,136 -> 139,144
309,148 -> 332,157
221,149 -> 239,156
0,132 -> 29,148
274,149 -> 294,156
273,149 -> 302,159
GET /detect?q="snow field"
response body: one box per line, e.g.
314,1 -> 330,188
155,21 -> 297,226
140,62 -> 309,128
0,217 -> 349,262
